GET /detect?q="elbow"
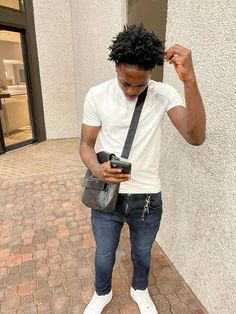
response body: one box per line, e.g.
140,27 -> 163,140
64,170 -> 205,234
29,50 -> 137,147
190,138 -> 205,146
187,134 -> 206,146
185,128 -> 206,146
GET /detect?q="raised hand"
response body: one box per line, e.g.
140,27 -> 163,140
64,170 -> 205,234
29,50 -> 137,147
165,44 -> 196,82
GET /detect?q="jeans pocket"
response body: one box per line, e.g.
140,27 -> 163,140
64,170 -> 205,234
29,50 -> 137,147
149,192 -> 163,213
137,193 -> 162,223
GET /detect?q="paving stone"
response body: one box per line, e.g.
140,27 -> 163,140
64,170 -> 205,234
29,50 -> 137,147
21,294 -> 34,305
48,254 -> 63,265
36,265 -> 50,278
34,288 -> 53,304
9,246 -> 21,255
165,293 -> 181,305
21,243 -> 35,254
48,248 -> 59,256
69,303 -> 85,314
67,221 -> 79,229
171,302 -> 192,314
52,283 -> 66,297
149,283 -> 160,296
8,266 -> 19,274
19,280 -> 36,296
1,294 -> 21,312
48,271 -> 65,288
5,272 -> 21,286
37,278 -> 49,290
152,293 -> 171,312
177,286 -> 206,313
37,301 -> 51,313
18,302 -> 37,314
61,258 -> 77,271
35,249 -> 48,259
22,271 -> 33,281
0,286 -> 6,302
103,294 -> 119,313
0,267 -> 8,278
7,254 -> 22,267
20,260 -> 36,273
70,234 -> 83,243
0,139 -> 208,314
35,234 -> 47,244
52,295 -> 70,312
64,278 -> 82,296
64,269 -> 78,280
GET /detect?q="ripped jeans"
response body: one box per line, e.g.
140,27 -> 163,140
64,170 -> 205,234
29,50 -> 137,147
91,192 -> 163,295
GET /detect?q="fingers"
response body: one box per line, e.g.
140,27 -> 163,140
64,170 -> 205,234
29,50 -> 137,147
104,172 -> 131,184
105,176 -> 131,184
165,44 -> 195,82
168,55 -> 185,65
165,44 -> 191,62
102,161 -> 122,175
100,161 -> 131,183
104,170 -> 131,183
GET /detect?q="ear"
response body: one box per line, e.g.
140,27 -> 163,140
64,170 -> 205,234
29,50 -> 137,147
115,63 -> 119,73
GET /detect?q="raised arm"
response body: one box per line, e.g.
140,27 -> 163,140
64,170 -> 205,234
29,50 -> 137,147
79,124 -> 130,183
165,44 -> 206,146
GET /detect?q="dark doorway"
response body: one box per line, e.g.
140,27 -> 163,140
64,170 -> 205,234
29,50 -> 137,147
128,0 -> 168,82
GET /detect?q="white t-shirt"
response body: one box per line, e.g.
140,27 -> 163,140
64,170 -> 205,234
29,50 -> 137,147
83,78 -> 185,194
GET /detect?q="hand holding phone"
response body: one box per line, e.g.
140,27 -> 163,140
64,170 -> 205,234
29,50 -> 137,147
110,159 -> 132,174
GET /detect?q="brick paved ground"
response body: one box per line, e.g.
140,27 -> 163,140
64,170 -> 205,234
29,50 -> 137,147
0,139 -> 208,314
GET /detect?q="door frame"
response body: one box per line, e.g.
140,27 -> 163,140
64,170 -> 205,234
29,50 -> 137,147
0,1 -> 46,153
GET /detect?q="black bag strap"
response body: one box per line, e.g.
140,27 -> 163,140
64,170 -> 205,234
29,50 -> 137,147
121,86 -> 148,159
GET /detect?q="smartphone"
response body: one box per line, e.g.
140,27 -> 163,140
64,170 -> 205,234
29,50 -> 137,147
110,160 -> 132,174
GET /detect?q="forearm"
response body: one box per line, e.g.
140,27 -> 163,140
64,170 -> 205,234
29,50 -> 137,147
80,124 -> 129,183
80,140 -> 130,183
183,79 -> 206,145
79,141 -> 100,176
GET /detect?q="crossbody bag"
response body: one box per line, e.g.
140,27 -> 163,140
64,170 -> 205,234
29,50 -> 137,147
81,86 -> 148,212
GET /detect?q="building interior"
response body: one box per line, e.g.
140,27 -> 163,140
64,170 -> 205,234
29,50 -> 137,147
0,29 -> 32,147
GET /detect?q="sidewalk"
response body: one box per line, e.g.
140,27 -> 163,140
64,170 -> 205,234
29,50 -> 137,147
0,139 -> 208,314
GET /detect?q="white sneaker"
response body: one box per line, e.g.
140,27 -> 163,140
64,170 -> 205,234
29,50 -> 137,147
83,290 -> 112,314
130,287 -> 158,314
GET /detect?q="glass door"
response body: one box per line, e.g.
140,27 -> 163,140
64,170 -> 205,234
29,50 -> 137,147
0,28 -> 34,151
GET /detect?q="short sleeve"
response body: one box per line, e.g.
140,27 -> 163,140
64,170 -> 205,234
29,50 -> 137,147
82,88 -> 101,126
166,85 -> 185,112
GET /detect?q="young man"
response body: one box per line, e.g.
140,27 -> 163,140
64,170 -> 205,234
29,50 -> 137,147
80,24 -> 206,314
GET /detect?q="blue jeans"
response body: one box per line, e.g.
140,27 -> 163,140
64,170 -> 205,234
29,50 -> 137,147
91,192 -> 163,295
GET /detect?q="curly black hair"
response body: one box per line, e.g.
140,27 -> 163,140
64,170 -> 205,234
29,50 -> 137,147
108,24 -> 165,70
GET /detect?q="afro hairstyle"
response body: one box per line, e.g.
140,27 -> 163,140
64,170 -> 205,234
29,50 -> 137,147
108,24 -> 165,70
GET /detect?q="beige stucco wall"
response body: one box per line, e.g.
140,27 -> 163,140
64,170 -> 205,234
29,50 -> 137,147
32,0 -> 126,139
159,1 -> 236,313
32,0 -> 79,139
70,0 -> 127,136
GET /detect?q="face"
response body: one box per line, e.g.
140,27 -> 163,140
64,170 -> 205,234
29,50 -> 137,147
116,64 -> 151,101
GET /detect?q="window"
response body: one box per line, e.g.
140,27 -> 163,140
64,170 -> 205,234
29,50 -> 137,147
0,0 -> 24,11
